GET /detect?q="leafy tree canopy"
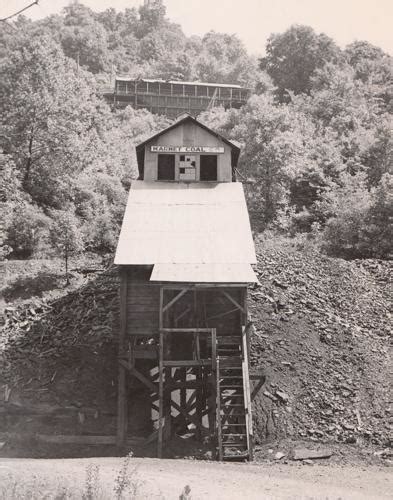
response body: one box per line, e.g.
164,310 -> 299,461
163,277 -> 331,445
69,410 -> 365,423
260,25 -> 343,101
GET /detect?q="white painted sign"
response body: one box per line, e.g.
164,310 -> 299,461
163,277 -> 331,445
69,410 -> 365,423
151,146 -> 224,153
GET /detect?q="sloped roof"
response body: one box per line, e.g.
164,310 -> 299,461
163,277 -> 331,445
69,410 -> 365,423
115,77 -> 247,89
114,181 -> 257,281
150,263 -> 257,283
135,115 -> 240,177
136,114 -> 240,154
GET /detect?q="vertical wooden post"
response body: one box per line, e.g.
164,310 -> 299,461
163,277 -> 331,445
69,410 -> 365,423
216,356 -> 223,461
243,288 -> 251,365
158,287 -> 164,458
196,365 -> 203,440
117,268 -> 128,447
211,328 -> 217,436
158,331 -> 164,458
164,367 -> 172,442
180,367 -> 187,413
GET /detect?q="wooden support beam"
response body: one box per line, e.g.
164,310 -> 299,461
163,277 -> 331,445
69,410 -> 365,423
160,328 -> 212,333
207,307 -> 239,321
117,269 -> 128,448
221,290 -> 246,314
164,367 -> 172,442
185,392 -> 196,412
180,368 -> 186,418
210,326 -> 217,436
162,360 -> 211,367
171,399 -> 201,430
196,367 -> 203,440
162,288 -> 189,313
158,333 -> 164,458
174,306 -> 191,325
167,380 -> 202,390
158,289 -> 164,458
129,365 -> 157,393
216,358 -> 223,461
1,434 -> 144,446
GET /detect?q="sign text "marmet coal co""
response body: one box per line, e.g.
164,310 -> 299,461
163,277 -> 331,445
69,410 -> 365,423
151,146 -> 225,153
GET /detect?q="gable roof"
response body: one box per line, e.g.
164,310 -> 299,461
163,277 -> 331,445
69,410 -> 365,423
114,181 -> 257,283
135,114 -> 240,177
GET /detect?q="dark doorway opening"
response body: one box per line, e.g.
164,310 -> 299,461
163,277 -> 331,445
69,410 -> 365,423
200,155 -> 218,181
157,154 -> 175,180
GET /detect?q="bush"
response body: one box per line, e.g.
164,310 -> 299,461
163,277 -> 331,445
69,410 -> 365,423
4,202 -> 51,258
365,173 -> 393,258
320,173 -> 392,259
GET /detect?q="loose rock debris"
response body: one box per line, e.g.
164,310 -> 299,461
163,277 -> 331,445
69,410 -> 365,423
249,242 -> 391,448
0,244 -> 392,454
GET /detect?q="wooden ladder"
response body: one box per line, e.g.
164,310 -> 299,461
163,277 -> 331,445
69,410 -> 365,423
216,328 -> 253,461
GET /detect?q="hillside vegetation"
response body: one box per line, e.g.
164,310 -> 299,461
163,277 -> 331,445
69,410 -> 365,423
0,0 -> 392,263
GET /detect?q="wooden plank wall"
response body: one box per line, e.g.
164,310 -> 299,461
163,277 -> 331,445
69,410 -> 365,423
125,267 -> 160,337
124,267 -> 245,339
126,283 -> 160,336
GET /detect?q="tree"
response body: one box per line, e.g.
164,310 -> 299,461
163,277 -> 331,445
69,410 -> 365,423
361,120 -> 393,187
195,32 -> 258,85
61,2 -> 109,73
230,95 -> 315,227
260,25 -> 342,101
138,0 -> 167,34
365,173 -> 393,258
0,34 -> 110,209
138,27 -> 185,62
49,208 -> 84,284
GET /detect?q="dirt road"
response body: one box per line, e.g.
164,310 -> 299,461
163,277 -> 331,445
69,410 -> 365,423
0,457 -> 391,499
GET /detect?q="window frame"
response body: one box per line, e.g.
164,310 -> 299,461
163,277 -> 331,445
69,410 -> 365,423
157,154 -> 176,181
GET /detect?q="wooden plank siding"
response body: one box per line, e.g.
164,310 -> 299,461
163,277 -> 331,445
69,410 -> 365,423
123,266 -> 246,339
125,267 -> 160,337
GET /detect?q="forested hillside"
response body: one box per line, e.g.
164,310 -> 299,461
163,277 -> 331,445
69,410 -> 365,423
1,0 -> 392,263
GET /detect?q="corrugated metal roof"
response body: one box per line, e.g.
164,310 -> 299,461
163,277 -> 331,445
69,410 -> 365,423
114,181 -> 257,269
150,263 -> 258,283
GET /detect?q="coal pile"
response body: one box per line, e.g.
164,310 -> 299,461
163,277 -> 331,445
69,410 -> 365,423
249,239 -> 391,448
0,269 -> 120,422
0,244 -> 391,451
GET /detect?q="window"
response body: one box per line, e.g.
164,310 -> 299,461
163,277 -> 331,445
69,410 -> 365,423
200,155 -> 218,181
157,154 -> 175,180
179,155 -> 196,181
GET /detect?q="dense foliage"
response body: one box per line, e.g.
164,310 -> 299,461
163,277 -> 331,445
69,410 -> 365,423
0,0 -> 391,262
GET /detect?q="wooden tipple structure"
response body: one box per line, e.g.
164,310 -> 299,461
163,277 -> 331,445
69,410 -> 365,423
114,114 -> 257,460
104,78 -> 250,118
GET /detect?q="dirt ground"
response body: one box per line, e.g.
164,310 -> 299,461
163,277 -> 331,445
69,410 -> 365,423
0,457 -> 391,500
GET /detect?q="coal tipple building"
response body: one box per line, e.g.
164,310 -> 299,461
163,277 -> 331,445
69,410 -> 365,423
115,114 -> 257,460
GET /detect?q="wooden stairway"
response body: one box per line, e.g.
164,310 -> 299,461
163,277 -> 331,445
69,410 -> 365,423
216,330 -> 253,461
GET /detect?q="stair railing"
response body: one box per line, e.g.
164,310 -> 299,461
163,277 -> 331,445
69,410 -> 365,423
241,325 -> 254,460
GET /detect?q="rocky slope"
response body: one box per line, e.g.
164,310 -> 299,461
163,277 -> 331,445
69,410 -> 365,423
249,237 -> 391,448
0,240 -> 391,453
